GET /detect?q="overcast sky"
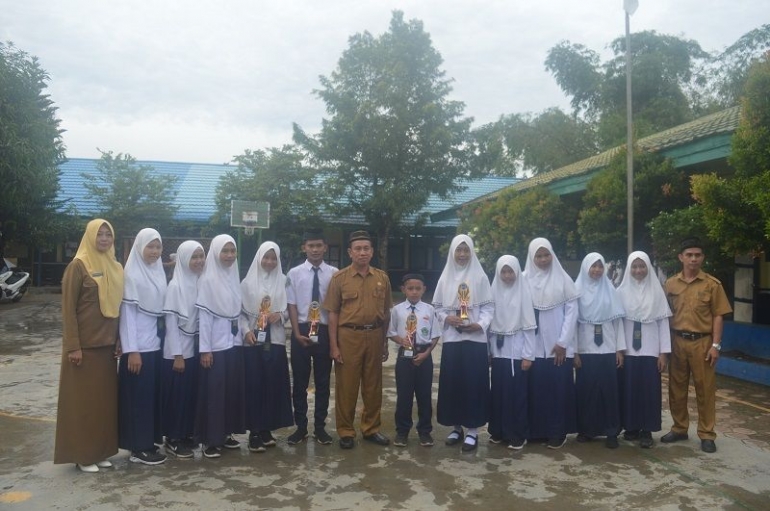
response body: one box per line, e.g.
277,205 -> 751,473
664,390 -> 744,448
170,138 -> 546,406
3,0 -> 765,164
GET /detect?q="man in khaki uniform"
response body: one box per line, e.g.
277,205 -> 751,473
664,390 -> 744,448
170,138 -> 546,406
324,231 -> 392,449
662,238 -> 732,453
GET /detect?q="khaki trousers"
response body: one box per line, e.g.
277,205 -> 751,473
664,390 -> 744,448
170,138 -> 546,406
335,327 -> 383,438
668,334 -> 717,440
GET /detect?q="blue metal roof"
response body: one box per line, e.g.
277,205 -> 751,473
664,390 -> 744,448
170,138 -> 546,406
57,158 -> 518,228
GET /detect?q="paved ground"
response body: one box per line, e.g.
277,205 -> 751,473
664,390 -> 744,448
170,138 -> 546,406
1,290 -> 769,510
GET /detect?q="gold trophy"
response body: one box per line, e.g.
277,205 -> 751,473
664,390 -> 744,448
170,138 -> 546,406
401,311 -> 417,359
457,282 -> 470,325
308,301 -> 321,344
255,295 -> 272,347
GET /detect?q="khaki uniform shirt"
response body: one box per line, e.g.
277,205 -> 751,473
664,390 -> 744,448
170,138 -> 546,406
665,270 -> 732,333
323,265 -> 392,327
61,259 -> 120,352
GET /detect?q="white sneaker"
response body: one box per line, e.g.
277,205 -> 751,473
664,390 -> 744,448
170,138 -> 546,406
77,463 -> 99,473
96,460 -> 113,468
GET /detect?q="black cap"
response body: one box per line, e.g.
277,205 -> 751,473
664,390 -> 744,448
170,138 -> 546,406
679,237 -> 704,253
348,230 -> 371,245
303,229 -> 325,242
402,273 -> 425,284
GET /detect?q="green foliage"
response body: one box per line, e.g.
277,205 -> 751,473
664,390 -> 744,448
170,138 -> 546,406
214,145 -> 326,266
578,150 -> 689,260
546,31 -> 709,149
82,151 -> 178,246
459,187 -> 579,268
648,205 -> 733,281
692,56 -> 770,255
294,11 -> 473,270
0,42 -> 65,247
472,108 -> 598,176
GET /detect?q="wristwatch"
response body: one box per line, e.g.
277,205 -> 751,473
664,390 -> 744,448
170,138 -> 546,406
712,343 -> 722,351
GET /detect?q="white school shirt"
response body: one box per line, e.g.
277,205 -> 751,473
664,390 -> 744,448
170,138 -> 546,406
238,310 -> 289,345
435,302 -> 495,344
387,300 -> 441,346
163,313 -> 196,360
576,318 -> 627,355
199,309 -> 236,353
119,302 -> 161,353
533,299 -> 578,359
488,330 -> 536,361
622,317 -> 672,357
286,261 -> 338,324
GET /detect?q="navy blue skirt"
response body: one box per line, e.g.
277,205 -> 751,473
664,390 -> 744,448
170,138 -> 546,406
161,355 -> 198,441
490,358 -> 530,441
620,355 -> 662,432
225,346 -> 246,435
437,341 -> 490,428
528,357 -> 577,439
243,344 -> 294,432
194,349 -> 227,447
575,353 -> 620,437
118,350 -> 162,452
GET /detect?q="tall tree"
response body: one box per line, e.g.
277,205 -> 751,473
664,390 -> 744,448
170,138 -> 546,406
472,108 -> 598,176
214,145 -> 326,266
545,31 -> 709,148
293,11 -> 473,270
0,42 -> 65,247
708,25 -> 770,108
82,151 -> 178,249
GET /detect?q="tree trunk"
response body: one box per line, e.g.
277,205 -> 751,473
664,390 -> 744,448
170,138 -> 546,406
377,224 -> 391,273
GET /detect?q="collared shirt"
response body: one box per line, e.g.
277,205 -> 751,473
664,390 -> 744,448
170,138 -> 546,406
199,309 -> 236,353
286,260 -> 338,324
576,318 -> 626,355
387,300 -> 440,346
622,317 -> 672,357
488,329 -> 536,361
665,271 -> 732,333
532,299 -> 578,358
323,265 -> 392,327
163,313 -> 196,359
435,302 -> 495,344
119,302 -> 161,353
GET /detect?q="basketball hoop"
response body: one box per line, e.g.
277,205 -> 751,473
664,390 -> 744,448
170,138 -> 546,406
244,226 -> 255,236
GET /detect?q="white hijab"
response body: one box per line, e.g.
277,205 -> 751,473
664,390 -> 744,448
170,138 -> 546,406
163,240 -> 204,334
122,228 -> 167,316
432,234 -> 493,309
574,252 -> 625,324
523,237 -> 579,310
617,251 -> 672,323
196,234 -> 241,320
241,241 -> 287,320
489,255 -> 537,335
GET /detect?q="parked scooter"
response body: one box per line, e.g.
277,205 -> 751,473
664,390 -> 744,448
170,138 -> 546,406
0,258 -> 30,303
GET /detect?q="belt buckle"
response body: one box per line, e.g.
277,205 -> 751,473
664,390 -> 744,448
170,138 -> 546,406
362,324 -> 374,331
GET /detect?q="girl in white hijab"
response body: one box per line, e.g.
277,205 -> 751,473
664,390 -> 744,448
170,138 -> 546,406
161,240 -> 205,458
194,234 -> 240,458
488,255 -> 537,450
522,237 -> 579,449
617,251 -> 672,448
573,252 -> 626,449
433,234 -> 494,453
118,228 -> 168,465
239,241 -> 293,452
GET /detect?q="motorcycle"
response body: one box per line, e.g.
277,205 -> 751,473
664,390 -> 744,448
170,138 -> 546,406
0,258 -> 31,303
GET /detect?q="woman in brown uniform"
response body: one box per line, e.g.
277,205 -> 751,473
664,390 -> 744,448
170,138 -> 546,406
54,219 -> 124,473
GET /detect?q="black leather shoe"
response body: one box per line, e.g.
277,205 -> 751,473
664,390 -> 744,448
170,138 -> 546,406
660,431 -> 688,443
339,436 -> 355,449
445,428 -> 464,446
363,432 -> 390,446
701,439 -> 717,453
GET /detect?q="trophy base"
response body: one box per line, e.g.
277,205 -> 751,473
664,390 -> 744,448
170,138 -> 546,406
400,348 -> 415,359
309,335 -> 319,344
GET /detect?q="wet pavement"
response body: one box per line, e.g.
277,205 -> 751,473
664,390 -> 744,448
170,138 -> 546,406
1,290 -> 769,510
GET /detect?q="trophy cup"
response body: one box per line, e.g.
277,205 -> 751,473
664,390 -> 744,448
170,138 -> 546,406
400,311 -> 417,359
255,295 -> 272,349
457,283 -> 470,326
307,301 -> 321,344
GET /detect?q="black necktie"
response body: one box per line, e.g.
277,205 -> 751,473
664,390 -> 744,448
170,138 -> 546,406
594,324 -> 603,347
633,321 -> 642,351
311,266 -> 320,302
534,309 -> 540,335
409,305 -> 416,313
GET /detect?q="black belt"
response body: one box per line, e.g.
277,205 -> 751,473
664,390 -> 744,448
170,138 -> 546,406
674,330 -> 709,340
343,322 -> 382,331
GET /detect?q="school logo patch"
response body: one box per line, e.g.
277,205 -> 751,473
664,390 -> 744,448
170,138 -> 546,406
420,327 -> 430,337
